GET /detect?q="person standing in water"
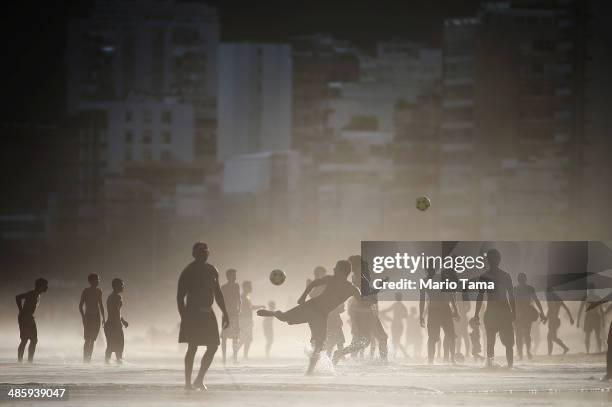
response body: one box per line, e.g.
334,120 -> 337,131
239,280 -> 264,360
15,278 -> 48,363
545,288 -> 574,355
380,292 -> 409,358
577,283 -> 604,354
513,272 -> 546,360
220,269 -> 241,364
473,249 -> 516,368
177,242 -> 229,390
104,278 -> 128,363
79,273 -> 105,363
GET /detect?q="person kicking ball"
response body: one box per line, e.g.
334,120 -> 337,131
257,260 -> 360,375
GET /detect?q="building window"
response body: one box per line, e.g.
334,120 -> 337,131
162,110 -> 172,124
162,130 -> 172,144
142,129 -> 153,144
143,109 -> 153,123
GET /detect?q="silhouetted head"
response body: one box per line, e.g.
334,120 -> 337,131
268,300 -> 276,310
242,280 -> 252,294
348,255 -> 361,273
314,266 -> 327,279
226,268 -> 237,283
192,242 -> 209,261
88,273 -> 100,288
517,272 -> 527,285
334,260 -> 352,278
394,292 -> 403,301
34,278 -> 48,293
112,278 -> 124,293
486,249 -> 501,268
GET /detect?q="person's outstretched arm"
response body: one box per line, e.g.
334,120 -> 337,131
15,293 -> 25,313
79,290 -> 86,318
98,290 -> 106,324
562,301 -> 574,324
418,289 -> 426,327
531,288 -> 545,320
507,281 -> 516,320
177,274 -> 187,319
576,301 -> 584,328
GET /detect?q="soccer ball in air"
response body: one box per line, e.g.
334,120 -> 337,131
416,196 -> 431,211
270,269 -> 286,286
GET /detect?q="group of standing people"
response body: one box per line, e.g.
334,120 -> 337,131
14,273 -> 127,364
13,242 -> 612,391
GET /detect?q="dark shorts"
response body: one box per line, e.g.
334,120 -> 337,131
18,315 -> 37,342
584,313 -> 602,334
104,319 -> 124,353
427,310 -> 455,342
220,314 -> 240,339
484,308 -> 514,347
83,313 -> 101,341
179,308 -> 220,346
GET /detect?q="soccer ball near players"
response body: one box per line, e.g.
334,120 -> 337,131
270,269 -> 286,285
416,196 -> 431,211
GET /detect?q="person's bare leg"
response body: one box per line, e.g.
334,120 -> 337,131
17,340 -> 27,362
505,345 -> 513,368
232,338 -> 239,363
243,339 -> 251,360
585,332 -> 591,354
596,332 -> 602,353
221,337 -> 227,364
184,344 -> 198,390
306,340 -> 324,375
27,339 -> 37,362
427,337 -> 436,364
486,330 -> 495,367
193,344 -> 218,390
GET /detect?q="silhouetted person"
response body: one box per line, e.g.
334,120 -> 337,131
15,278 -> 48,362
545,288 -> 573,355
258,260 -> 359,375
455,299 -> 470,358
586,300 -> 612,381
577,283 -> 604,354
220,268 -> 241,364
177,242 -> 229,390
381,292 -> 409,358
469,315 -> 483,361
309,266 -> 346,357
334,255 -> 388,364
239,280 -> 264,360
104,278 -> 128,363
473,249 -> 515,368
263,301 -> 275,358
79,273 -> 105,363
514,272 -> 545,360
419,267 -> 459,364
